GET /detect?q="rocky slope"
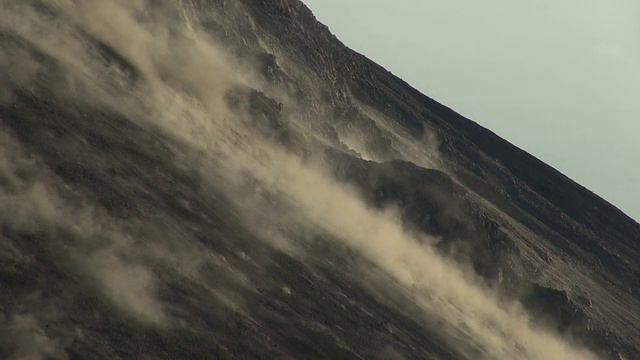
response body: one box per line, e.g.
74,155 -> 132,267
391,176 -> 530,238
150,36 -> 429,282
0,1 -> 638,359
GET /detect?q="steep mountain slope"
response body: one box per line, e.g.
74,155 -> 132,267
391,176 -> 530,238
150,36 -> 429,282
1,1 -> 638,359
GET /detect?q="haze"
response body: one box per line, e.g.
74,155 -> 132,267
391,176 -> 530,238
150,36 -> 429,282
301,0 -> 640,221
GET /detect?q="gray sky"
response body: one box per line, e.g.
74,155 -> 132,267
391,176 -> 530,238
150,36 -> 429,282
301,0 -> 640,221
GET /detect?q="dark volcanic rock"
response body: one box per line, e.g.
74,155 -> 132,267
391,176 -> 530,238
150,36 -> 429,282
0,0 -> 639,359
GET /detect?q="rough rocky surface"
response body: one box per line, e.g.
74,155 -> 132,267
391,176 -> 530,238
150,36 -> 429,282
0,1 -> 638,359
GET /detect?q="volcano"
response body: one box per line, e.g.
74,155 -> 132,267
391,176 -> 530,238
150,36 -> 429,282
1,1 -> 638,359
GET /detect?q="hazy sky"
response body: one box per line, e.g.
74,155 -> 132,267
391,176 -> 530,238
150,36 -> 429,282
301,0 -> 640,221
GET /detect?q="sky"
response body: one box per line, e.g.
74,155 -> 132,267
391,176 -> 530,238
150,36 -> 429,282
300,0 -> 640,221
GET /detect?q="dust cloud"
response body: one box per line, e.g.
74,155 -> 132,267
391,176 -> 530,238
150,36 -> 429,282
0,314 -> 68,360
0,1 -> 599,359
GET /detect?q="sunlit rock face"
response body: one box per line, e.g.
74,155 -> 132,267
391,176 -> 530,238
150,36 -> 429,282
1,1 -> 638,359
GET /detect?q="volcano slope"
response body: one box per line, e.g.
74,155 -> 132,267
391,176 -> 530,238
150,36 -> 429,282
0,1 -> 639,359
